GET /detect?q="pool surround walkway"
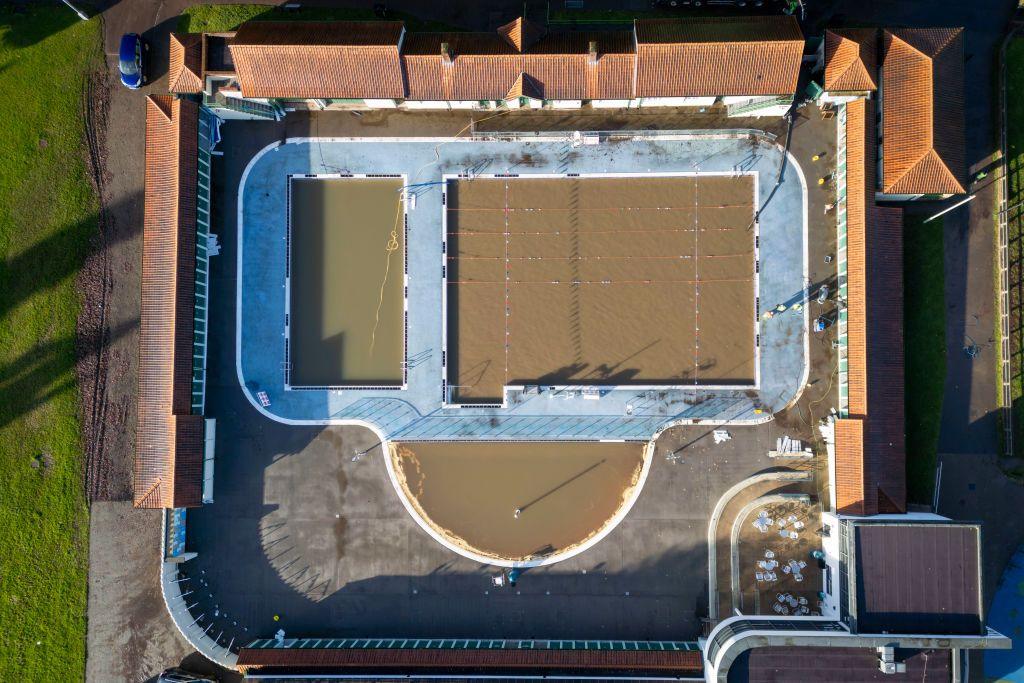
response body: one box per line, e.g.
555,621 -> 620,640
236,132 -> 810,442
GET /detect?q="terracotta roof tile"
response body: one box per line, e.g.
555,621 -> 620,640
634,17 -> 804,97
835,418 -> 867,515
837,101 -> 906,516
506,72 -> 542,99
225,17 -> 805,101
402,30 -> 635,102
402,32 -> 520,101
824,29 -> 877,92
229,21 -> 406,99
135,96 -> 203,509
169,33 -> 204,94
527,31 -> 634,100
497,16 -> 543,52
880,28 -> 965,195
845,98 -> 871,416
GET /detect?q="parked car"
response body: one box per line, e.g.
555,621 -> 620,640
118,33 -> 146,89
157,668 -> 217,683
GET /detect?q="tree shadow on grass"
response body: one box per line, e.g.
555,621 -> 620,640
0,2 -> 109,50
0,318 -> 134,433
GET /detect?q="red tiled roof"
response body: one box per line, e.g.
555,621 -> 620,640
526,31 -> 635,100
402,32 -> 520,101
880,28 -> 965,195
824,29 -> 877,92
237,647 -> 703,674
837,100 -> 907,517
497,16 -> 543,52
229,21 -> 406,99
845,98 -> 870,416
135,95 -> 203,509
223,17 -> 802,101
401,29 -> 634,101
836,418 -> 867,516
506,72 -> 542,100
169,33 -> 204,94
634,17 -> 804,97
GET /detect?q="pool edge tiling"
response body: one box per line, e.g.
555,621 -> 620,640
236,132 -> 808,440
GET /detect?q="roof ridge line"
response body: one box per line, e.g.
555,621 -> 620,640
934,26 -> 963,53
888,30 -> 930,61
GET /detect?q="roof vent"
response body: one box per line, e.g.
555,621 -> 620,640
876,646 -> 907,675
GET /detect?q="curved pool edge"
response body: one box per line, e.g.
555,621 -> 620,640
382,440 -> 656,568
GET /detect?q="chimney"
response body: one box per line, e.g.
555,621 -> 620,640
441,41 -> 453,66
588,40 -> 598,64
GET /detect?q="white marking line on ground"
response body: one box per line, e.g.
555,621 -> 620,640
694,172 -> 701,387
504,176 -> 511,387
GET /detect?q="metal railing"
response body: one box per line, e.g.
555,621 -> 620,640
997,20 -> 1021,457
835,103 -> 850,417
245,637 -> 701,651
470,128 -> 778,143
191,108 -> 217,413
726,96 -> 795,117
206,91 -> 282,120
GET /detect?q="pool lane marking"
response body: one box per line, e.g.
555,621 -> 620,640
693,173 -> 701,388
504,176 -> 511,388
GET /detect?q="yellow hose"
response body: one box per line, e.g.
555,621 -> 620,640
369,196 -> 403,355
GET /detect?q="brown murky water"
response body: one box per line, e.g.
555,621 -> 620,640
446,176 -> 756,402
289,177 -> 404,386
391,441 -> 648,562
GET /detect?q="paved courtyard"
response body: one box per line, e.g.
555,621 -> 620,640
185,411 -> 793,647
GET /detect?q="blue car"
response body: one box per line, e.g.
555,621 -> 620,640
118,33 -> 146,89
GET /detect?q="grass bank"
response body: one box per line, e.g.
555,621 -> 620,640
904,215 -> 947,504
1005,38 -> 1024,456
0,6 -> 101,679
178,3 -> 459,33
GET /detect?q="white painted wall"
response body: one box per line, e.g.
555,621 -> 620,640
590,99 -> 632,109
640,96 -> 717,107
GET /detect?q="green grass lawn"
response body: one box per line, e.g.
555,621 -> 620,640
1005,38 -> 1024,455
178,3 -> 459,33
904,215 -> 947,504
0,6 -> 101,679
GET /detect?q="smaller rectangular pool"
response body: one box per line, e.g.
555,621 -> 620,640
286,175 -> 406,388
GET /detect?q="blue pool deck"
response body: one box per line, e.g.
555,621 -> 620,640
235,131 -> 809,441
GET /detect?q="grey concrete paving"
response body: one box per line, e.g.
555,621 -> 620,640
235,132 -> 809,437
86,503 -> 232,683
184,412 -> 784,647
